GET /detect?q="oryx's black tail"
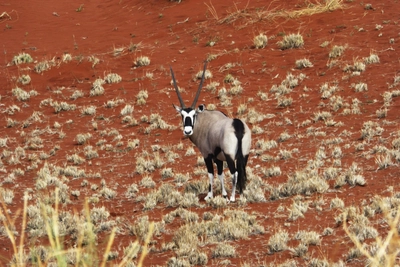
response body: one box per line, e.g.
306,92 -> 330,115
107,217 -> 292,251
233,119 -> 247,194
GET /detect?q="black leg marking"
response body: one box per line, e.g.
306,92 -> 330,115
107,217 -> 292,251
204,155 -> 214,174
215,158 -> 224,175
205,154 -> 214,196
224,153 -> 236,175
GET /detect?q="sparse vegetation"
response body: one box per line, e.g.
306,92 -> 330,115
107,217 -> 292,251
1,1 -> 398,266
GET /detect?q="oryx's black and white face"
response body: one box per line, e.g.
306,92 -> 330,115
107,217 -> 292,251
170,61 -> 208,137
174,105 -> 205,136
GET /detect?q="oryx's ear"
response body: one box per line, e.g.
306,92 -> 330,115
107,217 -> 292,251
197,104 -> 205,113
172,104 -> 182,113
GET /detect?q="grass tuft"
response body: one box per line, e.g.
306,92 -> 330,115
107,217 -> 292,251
253,33 -> 268,48
278,33 -> 304,49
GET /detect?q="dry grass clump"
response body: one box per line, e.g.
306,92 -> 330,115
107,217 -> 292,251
75,133 -> 92,145
294,230 -> 321,246
88,55 -> 100,68
18,74 -> 31,85
287,198 -> 309,221
262,166 -> 281,178
313,111 -> 332,122
207,195 -> 228,208
196,69 -> 212,80
137,184 -> 201,211
134,56 -> 150,67
278,33 -> 304,49
228,79 -> 243,95
174,172 -> 190,184
70,90 -> 84,100
120,104 -> 134,116
319,82 -> 338,99
267,229 -> 290,254
253,33 -> 268,48
277,96 -> 293,107
375,108 -> 387,119
375,153 -> 394,170
90,78 -> 105,96
12,52 -> 33,65
84,145 -> 99,159
143,113 -> 176,134
0,188 -> 14,204
255,139 -> 278,153
212,243 -> 236,258
329,45 -> 345,58
269,169 -> 329,200
135,151 -> 165,174
12,87 -> 32,101
67,153 -> 85,165
352,82 -> 368,92
343,61 -> 366,74
334,162 -> 366,188
0,138 -> 8,148
363,53 -> 380,64
62,53 -> 72,62
81,105 -> 96,116
136,90 -> 148,105
105,98 -> 124,108
34,60 -> 53,73
295,58 -> 313,69
361,121 -> 383,141
104,73 -> 122,84
165,208 -> 264,262
49,101 -> 77,114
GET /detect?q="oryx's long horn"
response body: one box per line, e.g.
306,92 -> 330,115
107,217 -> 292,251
170,65 -> 186,108
191,61 -> 208,109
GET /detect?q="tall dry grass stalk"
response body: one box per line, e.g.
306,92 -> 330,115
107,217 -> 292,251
343,205 -> 400,266
0,192 -> 28,266
0,189 -> 153,266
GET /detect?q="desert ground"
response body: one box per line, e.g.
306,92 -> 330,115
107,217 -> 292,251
0,0 -> 400,266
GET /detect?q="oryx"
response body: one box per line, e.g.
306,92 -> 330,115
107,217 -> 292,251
171,62 -> 251,202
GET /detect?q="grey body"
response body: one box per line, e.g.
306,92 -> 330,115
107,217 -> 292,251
189,110 -> 251,163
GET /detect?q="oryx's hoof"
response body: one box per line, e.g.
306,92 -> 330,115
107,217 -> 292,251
204,193 -> 213,201
230,195 -> 236,203
223,194 -> 229,203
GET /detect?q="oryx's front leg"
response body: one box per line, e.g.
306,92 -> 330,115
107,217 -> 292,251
204,155 -> 214,200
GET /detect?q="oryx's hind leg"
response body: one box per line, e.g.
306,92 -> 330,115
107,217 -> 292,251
215,158 -> 228,199
225,154 -> 238,202
204,155 -> 214,200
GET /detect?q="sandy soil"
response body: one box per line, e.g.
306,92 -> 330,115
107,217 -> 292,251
0,0 -> 400,266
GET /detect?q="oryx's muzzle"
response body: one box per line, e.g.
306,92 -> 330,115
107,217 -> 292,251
184,126 -> 193,136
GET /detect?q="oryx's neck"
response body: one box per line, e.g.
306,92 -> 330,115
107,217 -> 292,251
188,113 -> 204,147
